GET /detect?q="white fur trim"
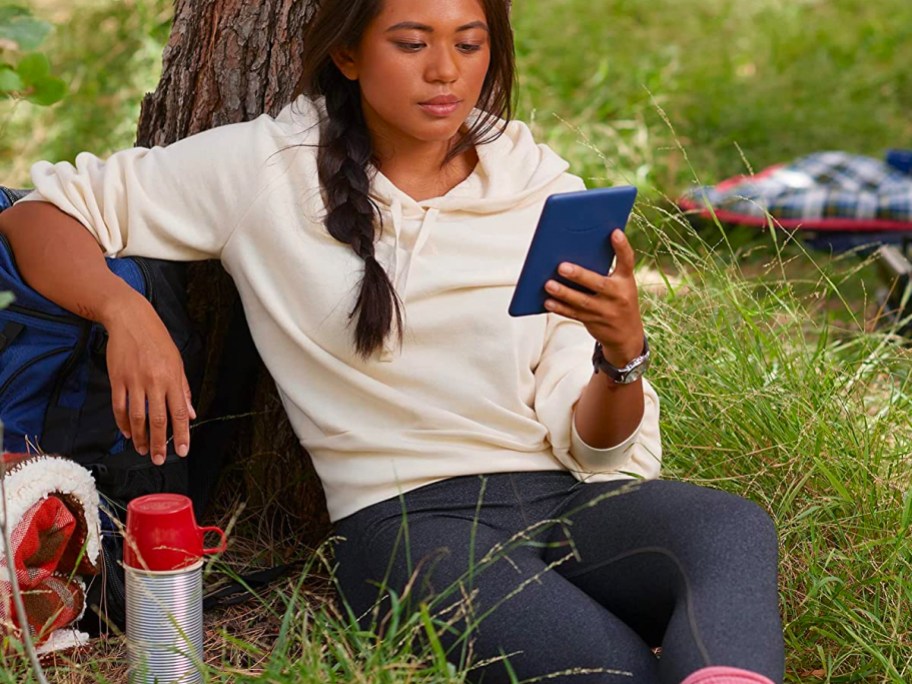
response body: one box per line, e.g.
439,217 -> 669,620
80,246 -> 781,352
36,627 -> 90,655
0,456 -> 100,567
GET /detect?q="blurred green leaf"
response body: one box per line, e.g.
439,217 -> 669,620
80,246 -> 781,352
1,0 -> 172,177
0,6 -> 52,52
0,5 -> 30,27
16,52 -> 50,85
26,75 -> 65,106
0,65 -> 23,92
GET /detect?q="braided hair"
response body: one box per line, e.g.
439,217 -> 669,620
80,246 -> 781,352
316,66 -> 401,358
301,0 -> 515,358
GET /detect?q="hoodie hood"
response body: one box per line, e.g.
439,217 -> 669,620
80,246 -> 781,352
369,115 -> 572,216
282,96 -> 572,216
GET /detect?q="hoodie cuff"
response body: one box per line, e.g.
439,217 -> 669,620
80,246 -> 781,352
569,410 -> 645,473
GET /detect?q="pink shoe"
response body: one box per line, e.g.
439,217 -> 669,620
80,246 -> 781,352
680,666 -> 777,684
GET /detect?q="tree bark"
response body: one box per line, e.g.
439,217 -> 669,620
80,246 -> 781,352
136,0 -> 315,146
135,0 -> 330,545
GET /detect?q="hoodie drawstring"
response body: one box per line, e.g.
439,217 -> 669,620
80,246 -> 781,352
380,204 -> 440,362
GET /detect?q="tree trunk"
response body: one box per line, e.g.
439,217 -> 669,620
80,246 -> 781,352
136,0 -> 315,145
135,0 -> 330,546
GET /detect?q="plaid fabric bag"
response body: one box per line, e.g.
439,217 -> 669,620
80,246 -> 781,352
0,452 -> 100,650
679,151 -> 912,251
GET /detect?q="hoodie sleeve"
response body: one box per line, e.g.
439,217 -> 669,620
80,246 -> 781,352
20,112 -> 298,261
533,313 -> 663,482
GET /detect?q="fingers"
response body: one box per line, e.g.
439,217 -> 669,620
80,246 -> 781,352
554,262 -> 606,297
611,229 -> 636,277
122,375 -> 193,465
112,383 -> 130,440
546,259 -> 636,314
105,305 -> 192,467
147,391 -> 170,466
544,232 -> 644,358
545,276 -> 601,316
170,378 -> 192,458
550,231 -> 636,295
148,372 -> 192,464
544,272 -> 644,362
128,388 -> 149,458
183,375 -> 197,422
542,292 -> 585,320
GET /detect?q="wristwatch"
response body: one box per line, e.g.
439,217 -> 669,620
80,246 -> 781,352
592,336 -> 650,384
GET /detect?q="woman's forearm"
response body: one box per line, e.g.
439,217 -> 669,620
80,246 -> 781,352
1,200 -> 196,462
0,201 -> 143,324
541,231 -> 648,450
573,373 -> 644,449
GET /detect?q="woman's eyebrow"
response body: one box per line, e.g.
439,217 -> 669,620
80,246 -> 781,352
385,21 -> 490,33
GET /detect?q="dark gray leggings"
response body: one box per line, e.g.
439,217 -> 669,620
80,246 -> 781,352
333,472 -> 784,683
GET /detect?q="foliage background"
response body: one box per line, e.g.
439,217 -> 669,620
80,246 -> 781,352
1,0 -> 911,682
4,0 -> 912,192
1,0 -> 171,182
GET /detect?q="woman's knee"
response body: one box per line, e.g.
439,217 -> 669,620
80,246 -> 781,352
631,480 -> 777,546
733,495 -> 777,546
715,489 -> 776,543
682,485 -> 779,563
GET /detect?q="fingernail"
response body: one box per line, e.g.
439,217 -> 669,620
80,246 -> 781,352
122,431 -> 131,439
558,263 -> 573,276
177,443 -> 189,457
545,280 -> 559,293
153,454 -> 165,466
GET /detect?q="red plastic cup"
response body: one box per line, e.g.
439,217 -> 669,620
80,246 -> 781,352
124,493 -> 227,571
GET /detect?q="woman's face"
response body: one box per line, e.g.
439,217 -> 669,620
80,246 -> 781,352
333,0 -> 491,155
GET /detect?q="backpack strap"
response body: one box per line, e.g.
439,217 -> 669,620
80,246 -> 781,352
0,187 -> 31,211
188,295 -> 261,518
202,561 -> 306,610
0,321 -> 24,352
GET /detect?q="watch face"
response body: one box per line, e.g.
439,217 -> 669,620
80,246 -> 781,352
593,340 -> 650,384
622,364 -> 647,384
617,353 -> 650,384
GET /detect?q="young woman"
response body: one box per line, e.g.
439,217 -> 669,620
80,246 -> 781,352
0,0 -> 785,681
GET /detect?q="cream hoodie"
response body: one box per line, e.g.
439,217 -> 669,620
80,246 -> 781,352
25,96 -> 661,521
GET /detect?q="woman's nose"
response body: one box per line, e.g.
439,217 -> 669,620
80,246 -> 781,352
426,46 -> 459,83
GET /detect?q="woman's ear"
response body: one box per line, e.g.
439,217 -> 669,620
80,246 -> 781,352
330,47 -> 359,81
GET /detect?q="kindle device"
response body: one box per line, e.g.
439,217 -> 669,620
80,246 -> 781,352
508,186 -> 638,317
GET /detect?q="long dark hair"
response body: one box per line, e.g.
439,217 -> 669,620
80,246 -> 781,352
300,0 -> 516,358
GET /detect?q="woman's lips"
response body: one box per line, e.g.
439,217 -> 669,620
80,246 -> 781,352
419,97 -> 462,117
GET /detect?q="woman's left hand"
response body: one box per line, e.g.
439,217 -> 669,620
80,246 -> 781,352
543,229 -> 645,367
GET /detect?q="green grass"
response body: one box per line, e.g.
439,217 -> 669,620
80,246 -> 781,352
512,0 -> 912,195
2,0 -> 912,681
645,220 -> 912,681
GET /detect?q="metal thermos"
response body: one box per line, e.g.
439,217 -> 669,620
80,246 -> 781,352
122,493 -> 225,684
125,560 -> 204,683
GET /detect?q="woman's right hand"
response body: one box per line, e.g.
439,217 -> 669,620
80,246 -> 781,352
102,291 -> 196,465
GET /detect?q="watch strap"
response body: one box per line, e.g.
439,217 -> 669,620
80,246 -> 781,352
592,336 -> 650,384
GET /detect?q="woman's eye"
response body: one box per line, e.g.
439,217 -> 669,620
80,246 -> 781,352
395,42 -> 425,52
458,43 -> 483,53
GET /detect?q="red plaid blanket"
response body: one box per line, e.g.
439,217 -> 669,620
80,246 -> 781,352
0,453 -> 99,647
